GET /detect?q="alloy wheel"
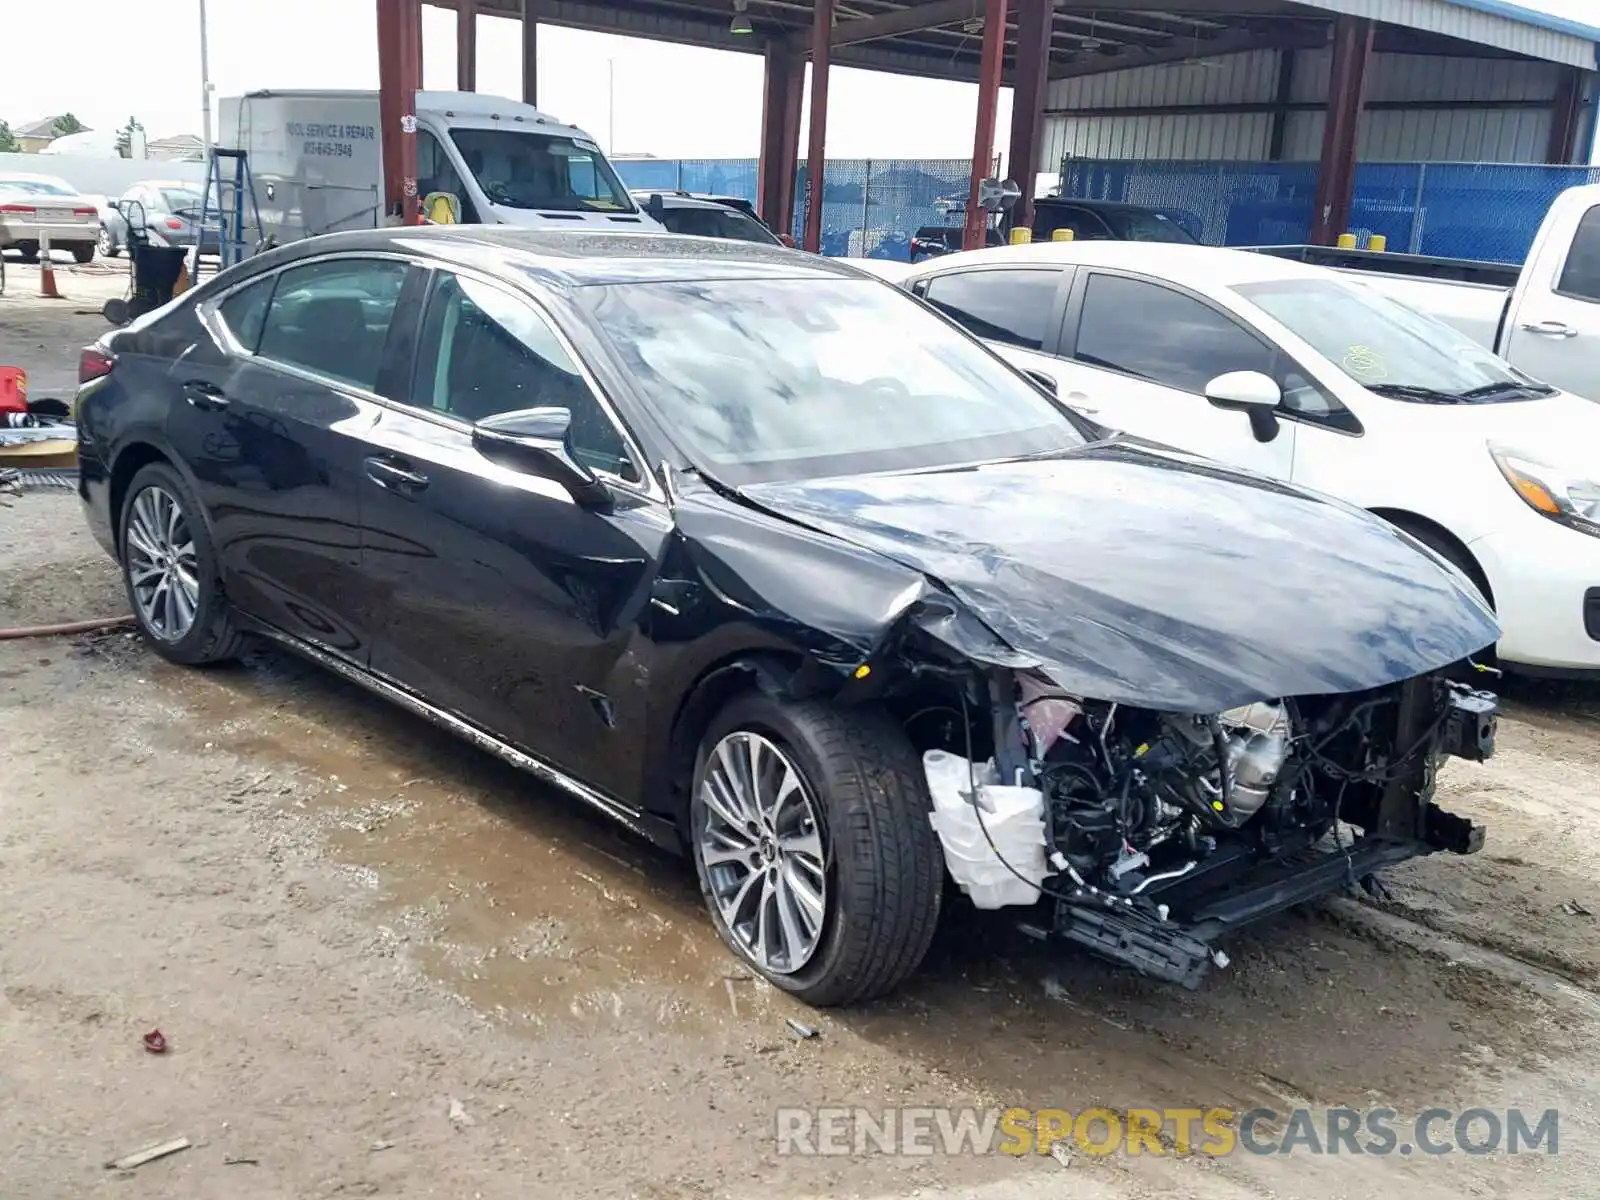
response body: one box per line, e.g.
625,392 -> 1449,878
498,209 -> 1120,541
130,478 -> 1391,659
698,731 -> 829,974
125,485 -> 200,642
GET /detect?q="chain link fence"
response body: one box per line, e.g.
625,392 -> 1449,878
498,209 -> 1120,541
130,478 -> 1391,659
614,158 -> 987,260
1060,157 -> 1600,264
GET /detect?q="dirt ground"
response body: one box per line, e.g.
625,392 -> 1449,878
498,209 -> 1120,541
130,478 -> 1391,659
4,268 -> 1600,1199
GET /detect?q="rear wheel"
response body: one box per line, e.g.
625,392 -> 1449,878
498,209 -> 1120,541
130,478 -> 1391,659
72,243 -> 96,264
690,693 -> 943,1006
120,462 -> 244,666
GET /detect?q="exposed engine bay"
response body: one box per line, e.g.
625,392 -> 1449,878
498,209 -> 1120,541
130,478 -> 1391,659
908,666 -> 1498,988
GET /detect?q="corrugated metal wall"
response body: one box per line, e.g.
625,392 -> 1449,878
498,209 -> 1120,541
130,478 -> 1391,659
1042,49 -> 1566,167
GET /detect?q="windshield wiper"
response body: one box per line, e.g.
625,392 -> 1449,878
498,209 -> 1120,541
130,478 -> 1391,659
1454,380 -> 1558,401
1365,383 -> 1466,404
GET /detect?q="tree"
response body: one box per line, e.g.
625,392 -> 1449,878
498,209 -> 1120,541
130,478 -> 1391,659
51,113 -> 86,137
115,116 -> 145,159
0,121 -> 18,154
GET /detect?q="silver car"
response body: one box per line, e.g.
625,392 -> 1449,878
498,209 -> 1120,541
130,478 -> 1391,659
0,173 -> 99,263
100,180 -> 217,258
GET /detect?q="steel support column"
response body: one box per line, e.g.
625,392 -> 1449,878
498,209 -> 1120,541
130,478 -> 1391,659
801,0 -> 833,253
1310,15 -> 1372,246
458,0 -> 478,91
378,0 -> 423,224
1006,0 -> 1051,231
1547,66 -> 1585,164
963,0 -> 1008,252
758,42 -> 803,238
522,1 -> 538,106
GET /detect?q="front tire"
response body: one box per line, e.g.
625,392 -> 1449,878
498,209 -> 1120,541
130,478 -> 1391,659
690,693 -> 943,1006
120,462 -> 244,666
98,225 -> 120,258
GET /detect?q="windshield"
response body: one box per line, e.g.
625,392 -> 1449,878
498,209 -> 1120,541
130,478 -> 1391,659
0,177 -> 74,197
448,128 -> 633,213
1106,209 -> 1195,243
1235,276 -> 1554,402
158,187 -> 202,213
583,277 -> 1087,485
657,205 -> 779,245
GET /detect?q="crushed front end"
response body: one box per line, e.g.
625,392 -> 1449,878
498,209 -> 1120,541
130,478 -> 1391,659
907,662 -> 1497,989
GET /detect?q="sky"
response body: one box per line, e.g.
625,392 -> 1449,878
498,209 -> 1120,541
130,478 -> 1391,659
0,0 -> 1011,161
0,1 -> 1593,162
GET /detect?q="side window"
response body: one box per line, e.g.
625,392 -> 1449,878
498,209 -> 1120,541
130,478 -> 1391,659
1556,205 -> 1600,303
217,275 -> 276,352
412,272 -> 639,481
922,269 -> 1062,351
1074,273 -> 1275,393
256,258 -> 408,391
1035,206 -> 1110,241
417,130 -> 478,223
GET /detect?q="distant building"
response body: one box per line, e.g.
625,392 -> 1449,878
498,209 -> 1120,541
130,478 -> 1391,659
13,115 -> 82,153
147,134 -> 205,162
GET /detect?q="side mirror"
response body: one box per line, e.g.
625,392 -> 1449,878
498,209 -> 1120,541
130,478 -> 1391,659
1204,370 -> 1282,443
1022,368 -> 1057,396
471,407 -> 612,509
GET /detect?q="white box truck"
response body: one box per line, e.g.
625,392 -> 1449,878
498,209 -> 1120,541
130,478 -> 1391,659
217,88 -> 662,244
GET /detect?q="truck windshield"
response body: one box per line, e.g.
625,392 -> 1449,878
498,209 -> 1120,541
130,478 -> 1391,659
448,128 -> 633,213
1235,276 -> 1556,403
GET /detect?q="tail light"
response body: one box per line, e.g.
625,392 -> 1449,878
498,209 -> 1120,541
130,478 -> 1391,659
79,347 -> 116,384
74,207 -> 97,218
166,218 -> 183,230
0,203 -> 36,216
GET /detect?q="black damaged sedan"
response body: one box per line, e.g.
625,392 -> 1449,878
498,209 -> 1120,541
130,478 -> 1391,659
76,228 -> 1501,1005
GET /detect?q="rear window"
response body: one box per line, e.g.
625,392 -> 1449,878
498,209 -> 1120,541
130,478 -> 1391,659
0,177 -> 74,197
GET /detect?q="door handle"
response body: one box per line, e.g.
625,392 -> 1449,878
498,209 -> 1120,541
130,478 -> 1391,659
1064,390 -> 1099,416
364,456 -> 430,493
182,380 -> 230,411
1520,319 -> 1578,338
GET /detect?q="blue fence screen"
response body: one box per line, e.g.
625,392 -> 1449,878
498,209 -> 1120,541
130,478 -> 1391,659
1059,158 -> 1600,264
614,157 -> 983,260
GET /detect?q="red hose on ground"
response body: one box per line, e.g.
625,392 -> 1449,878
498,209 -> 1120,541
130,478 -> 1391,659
0,615 -> 135,640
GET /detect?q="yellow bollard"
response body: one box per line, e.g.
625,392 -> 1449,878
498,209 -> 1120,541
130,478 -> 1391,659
1009,226 -> 1032,245
1367,234 -> 1387,252
1052,227 -> 1074,242
1336,232 -> 1358,249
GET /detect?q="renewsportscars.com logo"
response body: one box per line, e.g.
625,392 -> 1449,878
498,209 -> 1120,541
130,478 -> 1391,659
774,1106 -> 1560,1158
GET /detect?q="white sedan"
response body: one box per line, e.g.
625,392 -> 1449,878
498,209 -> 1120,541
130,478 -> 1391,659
863,240 -> 1600,676
0,173 -> 100,263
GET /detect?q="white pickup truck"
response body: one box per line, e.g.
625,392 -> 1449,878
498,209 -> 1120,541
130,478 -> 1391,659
1255,183 -> 1600,402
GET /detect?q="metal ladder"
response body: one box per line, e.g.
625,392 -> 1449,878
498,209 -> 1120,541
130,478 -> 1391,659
195,147 -> 265,280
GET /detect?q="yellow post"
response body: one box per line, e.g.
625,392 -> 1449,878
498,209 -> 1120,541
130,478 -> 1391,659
1009,226 -> 1032,245
1336,232 -> 1358,249
1367,233 -> 1387,252
1051,227 -> 1074,242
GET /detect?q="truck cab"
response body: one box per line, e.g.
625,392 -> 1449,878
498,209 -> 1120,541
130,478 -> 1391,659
409,91 -> 658,233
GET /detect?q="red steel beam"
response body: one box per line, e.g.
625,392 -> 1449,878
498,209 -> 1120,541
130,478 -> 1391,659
801,0 -> 833,253
458,0 -> 478,91
758,41 -> 803,238
378,0 -> 423,223
963,0 -> 1008,252
522,0 -> 538,104
1310,15 -> 1372,246
1006,0 -> 1051,231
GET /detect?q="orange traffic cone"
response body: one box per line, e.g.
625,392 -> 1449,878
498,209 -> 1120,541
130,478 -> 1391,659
38,240 -> 61,300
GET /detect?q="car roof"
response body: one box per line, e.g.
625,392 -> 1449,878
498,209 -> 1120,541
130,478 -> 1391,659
223,226 -> 861,288
901,239 -> 1330,288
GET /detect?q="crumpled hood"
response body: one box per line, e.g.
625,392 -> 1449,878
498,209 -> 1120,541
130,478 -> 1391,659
741,441 -> 1499,712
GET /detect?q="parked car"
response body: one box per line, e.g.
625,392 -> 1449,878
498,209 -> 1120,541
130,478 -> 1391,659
909,225 -> 1005,262
629,190 -> 784,245
100,180 -> 217,258
1252,182 -> 1600,402
1031,197 -> 1199,245
76,228 -> 1498,1003
878,239 -> 1600,675
0,173 -> 99,263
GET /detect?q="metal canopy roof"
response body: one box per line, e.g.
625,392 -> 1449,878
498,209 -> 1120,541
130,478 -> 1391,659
450,0 -> 1599,80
